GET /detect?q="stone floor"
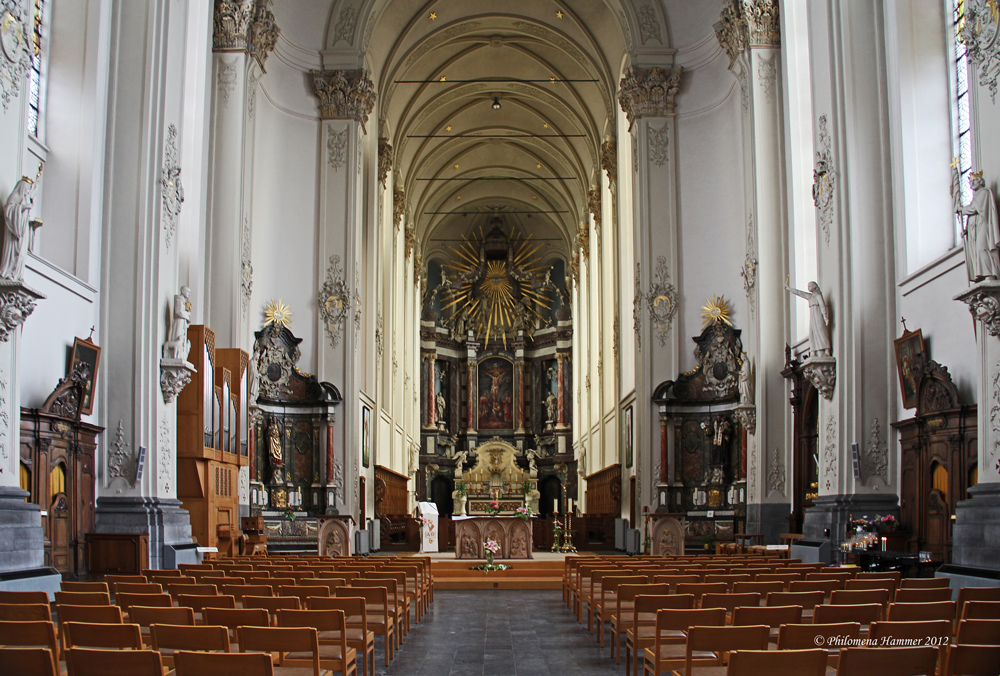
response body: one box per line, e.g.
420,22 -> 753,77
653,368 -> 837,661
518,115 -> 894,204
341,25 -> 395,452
375,590 -> 621,676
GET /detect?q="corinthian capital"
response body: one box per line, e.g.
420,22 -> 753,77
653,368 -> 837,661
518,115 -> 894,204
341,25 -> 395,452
213,0 -> 279,68
714,0 -> 779,66
618,65 -> 683,127
310,69 -> 376,130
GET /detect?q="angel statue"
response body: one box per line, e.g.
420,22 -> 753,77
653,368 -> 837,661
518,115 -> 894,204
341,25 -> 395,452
953,165 -> 1000,283
785,281 -> 831,358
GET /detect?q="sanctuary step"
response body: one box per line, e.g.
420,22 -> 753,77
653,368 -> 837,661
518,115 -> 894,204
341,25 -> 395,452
430,558 -> 566,590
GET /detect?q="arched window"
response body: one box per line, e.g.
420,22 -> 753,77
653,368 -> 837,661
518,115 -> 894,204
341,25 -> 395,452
26,0 -> 47,138
951,0 -> 973,242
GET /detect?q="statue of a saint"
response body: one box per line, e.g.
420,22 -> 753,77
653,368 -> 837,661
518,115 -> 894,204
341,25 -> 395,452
738,352 -> 753,405
954,169 -> 1000,282
525,449 -> 538,476
453,449 -> 468,473
409,442 -> 419,476
545,391 -> 557,423
248,342 -> 262,407
785,281 -> 831,357
268,420 -> 283,467
1,164 -> 42,280
163,286 -> 193,360
436,392 -> 446,422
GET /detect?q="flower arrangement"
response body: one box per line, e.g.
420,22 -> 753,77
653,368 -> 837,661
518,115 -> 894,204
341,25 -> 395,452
551,518 -> 563,552
454,480 -> 468,497
515,505 -> 534,520
849,514 -> 898,533
473,538 -> 508,572
485,499 -> 501,516
417,515 -> 435,531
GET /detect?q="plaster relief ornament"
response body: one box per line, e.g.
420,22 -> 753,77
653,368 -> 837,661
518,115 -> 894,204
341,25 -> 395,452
318,255 -> 352,349
0,163 -> 41,280
0,0 -> 31,113
953,167 -> 1000,282
645,256 -> 678,346
107,420 -> 133,487
960,0 -> 1000,102
813,115 -> 836,246
160,124 -> 184,249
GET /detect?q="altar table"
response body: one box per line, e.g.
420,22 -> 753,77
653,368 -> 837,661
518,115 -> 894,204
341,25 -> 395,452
453,515 -> 534,559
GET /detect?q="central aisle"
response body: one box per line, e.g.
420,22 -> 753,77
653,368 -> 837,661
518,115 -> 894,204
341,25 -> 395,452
378,590 -> 620,676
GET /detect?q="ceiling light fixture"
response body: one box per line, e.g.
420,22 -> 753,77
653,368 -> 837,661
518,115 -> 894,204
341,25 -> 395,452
492,96 -> 502,110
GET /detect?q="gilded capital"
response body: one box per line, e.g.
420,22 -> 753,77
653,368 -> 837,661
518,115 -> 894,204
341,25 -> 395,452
393,187 -> 406,231
213,0 -> 279,68
600,138 -> 617,187
714,0 -> 779,66
310,69 -> 376,130
378,138 -> 394,187
618,65 -> 683,127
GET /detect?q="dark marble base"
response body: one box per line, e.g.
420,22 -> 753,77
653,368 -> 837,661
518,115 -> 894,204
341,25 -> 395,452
802,493 -> 899,555
94,496 -> 193,570
952,482 -> 1000,571
745,502 -> 791,545
0,486 -> 45,573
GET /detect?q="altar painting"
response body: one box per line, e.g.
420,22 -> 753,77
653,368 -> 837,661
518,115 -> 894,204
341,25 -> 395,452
477,357 -> 514,430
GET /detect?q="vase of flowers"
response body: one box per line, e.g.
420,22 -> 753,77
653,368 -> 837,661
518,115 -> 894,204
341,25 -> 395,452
484,538 -> 500,568
515,505 -> 533,520
485,499 -> 501,516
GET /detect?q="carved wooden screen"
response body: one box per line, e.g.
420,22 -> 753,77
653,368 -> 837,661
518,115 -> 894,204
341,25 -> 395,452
584,464 -> 622,515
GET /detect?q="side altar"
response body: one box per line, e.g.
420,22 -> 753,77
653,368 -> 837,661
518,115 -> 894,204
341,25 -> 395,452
454,516 -> 533,559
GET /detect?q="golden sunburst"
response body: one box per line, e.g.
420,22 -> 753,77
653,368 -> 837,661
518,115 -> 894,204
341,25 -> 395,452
700,295 -> 733,329
264,298 -> 293,329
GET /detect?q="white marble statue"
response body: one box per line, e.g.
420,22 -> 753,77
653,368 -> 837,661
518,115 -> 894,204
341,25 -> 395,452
545,391 -> 557,422
525,449 -> 538,476
163,286 -> 192,360
248,342 -> 262,406
453,449 -> 468,473
954,169 -> 1000,282
738,352 -> 753,405
785,281 -> 831,357
436,392 -> 446,421
408,442 -> 419,475
1,165 -> 42,281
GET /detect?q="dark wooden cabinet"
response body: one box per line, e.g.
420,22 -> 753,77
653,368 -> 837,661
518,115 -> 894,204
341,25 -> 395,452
893,360 -> 977,563
86,533 -> 148,574
20,407 -> 102,578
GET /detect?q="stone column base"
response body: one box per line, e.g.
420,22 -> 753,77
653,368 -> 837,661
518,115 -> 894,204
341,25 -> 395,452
746,502 -> 791,545
0,486 -> 45,572
952,482 -> 1000,571
94,497 -> 194,570
803,493 -> 900,553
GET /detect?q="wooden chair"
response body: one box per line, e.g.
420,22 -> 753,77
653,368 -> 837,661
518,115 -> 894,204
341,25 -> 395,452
307,597 -> 375,676
0,603 -> 51,622
0,590 -> 48,605
700,593 -> 762,621
956,587 -> 1000,618
845,578 -> 899,597
142,568 -> 182,578
703,574 -> 753,590
335,586 -> 393,666
173,650 -> 275,676
831,588 -> 891,607
151,623 -> 231,668
128,605 -> 196,646
766,590 -> 825,619
641,607 -> 728,676
276,609 -> 357,676
814,603 -> 882,634
676,582 -> 728,604
55,591 -> 110,607
0,620 -> 59,655
60,582 -> 109,594
887,601 -> 957,623
64,647 -> 163,676
167,583 -> 219,599
242,595 -> 301,623
350,579 -> 405,644
55,604 -> 124,651
670,624 -> 770,676
726,648 -> 827,676
731,604 -> 802,642
116,592 -> 172,614
223,583 -> 275,600
593,575 -> 648,645
894,587 -> 952,603
942,644 -> 1000,676
856,570 -> 902,582
608,583 -> 670,664
176,593 -> 237,622
778,622 -> 860,671
64,621 -> 144,650
732,581 -> 784,596
899,577 -> 950,589
203,607 -> 270,648
103,575 -> 147,586
381,563 -> 425,622
276,585 -> 331,604
955,618 -> 1000,645
961,600 -> 1000,620
580,568 -> 627,630
0,647 -> 57,676
836,645 -> 939,676
652,574 -> 701,591
625,595 -> 697,676
870,620 -> 951,664
112,582 -> 163,596
790,579 -> 843,599
239,625 -> 327,676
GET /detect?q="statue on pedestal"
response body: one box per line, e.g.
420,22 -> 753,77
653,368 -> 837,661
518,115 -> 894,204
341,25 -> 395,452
545,391 -> 557,423
738,352 -> 753,405
953,168 -> 1000,283
436,391 -> 446,427
785,281 -> 831,357
1,164 -> 42,281
163,286 -> 193,360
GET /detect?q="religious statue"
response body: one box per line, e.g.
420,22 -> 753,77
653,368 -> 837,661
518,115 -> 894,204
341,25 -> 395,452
710,416 -> 732,467
953,168 -> 1000,282
738,352 -> 753,405
408,442 -> 419,476
545,391 -> 557,423
268,419 -> 283,467
525,449 -> 538,476
785,281 -> 831,357
453,449 -> 468,473
163,286 -> 193,360
435,391 -> 446,423
1,164 -> 42,281
248,342 -> 262,407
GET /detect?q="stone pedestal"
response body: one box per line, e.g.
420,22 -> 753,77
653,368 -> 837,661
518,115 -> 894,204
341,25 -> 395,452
94,497 -> 194,570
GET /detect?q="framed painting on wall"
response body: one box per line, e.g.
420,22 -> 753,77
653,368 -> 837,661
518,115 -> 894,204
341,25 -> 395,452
893,329 -> 925,410
476,357 -> 514,430
625,405 -> 634,469
69,337 -> 101,416
362,405 -> 371,468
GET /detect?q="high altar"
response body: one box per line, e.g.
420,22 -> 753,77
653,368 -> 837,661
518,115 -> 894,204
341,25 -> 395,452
456,440 -> 536,515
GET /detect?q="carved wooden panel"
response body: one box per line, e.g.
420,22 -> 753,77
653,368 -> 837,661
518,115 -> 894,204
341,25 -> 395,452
453,516 -> 534,559
584,463 -> 622,515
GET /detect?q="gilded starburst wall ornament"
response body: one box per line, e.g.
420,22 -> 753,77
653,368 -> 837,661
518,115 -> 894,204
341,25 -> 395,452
264,298 -> 293,329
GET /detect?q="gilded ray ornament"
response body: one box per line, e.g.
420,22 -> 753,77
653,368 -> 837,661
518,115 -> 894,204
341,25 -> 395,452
264,298 -> 293,329
700,295 -> 733,329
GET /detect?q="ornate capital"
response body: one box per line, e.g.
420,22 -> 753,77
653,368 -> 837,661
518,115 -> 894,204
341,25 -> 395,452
618,65 -> 683,127
393,188 -> 405,231
714,1 -> 747,66
378,138 -> 394,187
802,355 -> 836,400
715,0 -> 780,67
0,279 -> 44,341
960,0 -> 1000,102
310,69 -> 375,130
955,280 -> 1000,336
213,0 -> 279,68
587,186 -> 602,233
734,403 -> 757,435
160,358 -> 195,403
600,138 -> 617,187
